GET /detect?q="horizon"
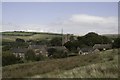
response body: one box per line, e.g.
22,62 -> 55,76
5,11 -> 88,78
2,2 -> 118,35
1,30 -> 119,36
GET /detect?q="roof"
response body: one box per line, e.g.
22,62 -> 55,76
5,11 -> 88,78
29,45 -> 47,49
47,46 -> 67,50
80,47 -> 93,52
93,44 -> 112,49
12,48 -> 27,53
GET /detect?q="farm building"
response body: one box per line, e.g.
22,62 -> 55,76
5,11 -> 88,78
12,48 -> 27,58
28,45 -> 48,56
78,47 -> 100,55
78,47 -> 93,55
93,44 -> 112,51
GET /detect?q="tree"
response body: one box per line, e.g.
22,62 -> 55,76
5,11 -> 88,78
16,38 -> 25,43
113,38 -> 120,48
2,51 -> 20,66
77,32 -> 111,47
50,37 -> 62,46
101,36 -> 111,44
64,41 -> 78,52
47,48 -> 68,58
47,48 -> 57,57
25,49 -> 36,61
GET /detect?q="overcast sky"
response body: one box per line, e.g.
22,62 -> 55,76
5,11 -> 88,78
2,2 -> 118,35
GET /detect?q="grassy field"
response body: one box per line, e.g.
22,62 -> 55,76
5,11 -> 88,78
2,32 -> 118,42
2,31 -> 62,41
2,49 -> 119,78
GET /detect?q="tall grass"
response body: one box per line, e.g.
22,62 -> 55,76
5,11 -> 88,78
33,61 -> 118,78
2,49 -> 119,78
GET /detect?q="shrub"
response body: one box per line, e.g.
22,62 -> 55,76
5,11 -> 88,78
25,49 -> 36,61
2,51 -> 21,66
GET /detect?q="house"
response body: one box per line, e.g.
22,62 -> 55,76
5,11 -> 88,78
12,48 -> 27,58
92,48 -> 100,54
28,45 -> 48,56
78,47 -> 93,55
93,44 -> 112,51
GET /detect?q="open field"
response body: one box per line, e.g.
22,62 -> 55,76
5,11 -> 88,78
2,32 -> 118,42
2,49 -> 119,78
2,32 -> 62,41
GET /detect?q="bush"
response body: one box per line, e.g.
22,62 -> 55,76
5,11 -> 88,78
47,48 -> 68,58
2,51 -> 21,66
50,37 -> 62,46
25,49 -> 36,61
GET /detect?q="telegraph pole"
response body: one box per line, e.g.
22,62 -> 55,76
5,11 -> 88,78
61,28 -> 64,46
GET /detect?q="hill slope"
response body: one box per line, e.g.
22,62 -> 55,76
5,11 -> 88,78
2,31 -> 62,41
2,49 -> 119,78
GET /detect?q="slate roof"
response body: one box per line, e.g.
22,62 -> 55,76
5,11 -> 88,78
80,47 -> 93,52
47,46 -> 67,50
93,44 -> 112,50
29,45 -> 47,49
12,48 -> 27,53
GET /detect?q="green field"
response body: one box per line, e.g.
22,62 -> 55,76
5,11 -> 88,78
2,31 -> 62,41
2,32 -> 118,42
2,49 -> 119,78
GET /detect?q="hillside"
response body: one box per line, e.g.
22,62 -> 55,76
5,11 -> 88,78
2,31 -> 62,42
102,34 -> 119,39
1,32 -> 118,44
2,49 -> 119,78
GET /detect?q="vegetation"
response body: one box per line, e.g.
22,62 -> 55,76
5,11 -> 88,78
2,31 -> 62,41
50,37 -> 62,46
2,31 -> 119,78
25,49 -> 36,61
2,51 -> 21,66
2,49 -> 119,78
112,37 -> 120,48
64,32 -> 111,52
47,48 -> 68,58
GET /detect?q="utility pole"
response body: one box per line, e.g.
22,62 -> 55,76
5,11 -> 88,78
61,28 -> 64,46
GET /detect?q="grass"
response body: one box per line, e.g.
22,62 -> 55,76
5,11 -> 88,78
2,32 -> 61,41
33,61 -> 118,78
2,49 -> 119,78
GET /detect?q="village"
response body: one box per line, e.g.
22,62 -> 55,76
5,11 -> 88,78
10,32 -> 112,60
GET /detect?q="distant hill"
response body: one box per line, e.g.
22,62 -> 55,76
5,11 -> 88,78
2,31 -> 62,42
102,34 -> 118,39
1,31 -> 119,42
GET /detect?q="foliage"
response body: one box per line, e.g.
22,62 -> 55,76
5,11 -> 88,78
112,37 -> 120,48
29,39 -> 50,45
47,48 -> 68,58
64,32 -> 111,52
2,49 -> 118,78
16,38 -> 25,43
35,54 -> 46,61
50,37 -> 62,46
64,41 -> 78,52
25,49 -> 36,61
2,51 -> 21,66
47,48 -> 57,57
2,45 -> 11,51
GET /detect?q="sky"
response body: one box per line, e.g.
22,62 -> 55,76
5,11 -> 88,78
2,2 -> 118,35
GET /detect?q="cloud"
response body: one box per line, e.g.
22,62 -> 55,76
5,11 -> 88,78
2,14 -> 118,35
51,14 -> 118,35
